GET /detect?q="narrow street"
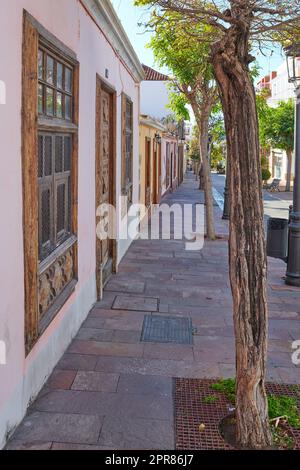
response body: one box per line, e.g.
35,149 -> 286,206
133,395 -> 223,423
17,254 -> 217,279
6,173 -> 300,450
212,172 -> 293,222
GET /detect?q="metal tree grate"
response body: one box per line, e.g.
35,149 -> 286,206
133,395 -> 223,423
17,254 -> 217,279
141,314 -> 193,344
174,378 -> 300,450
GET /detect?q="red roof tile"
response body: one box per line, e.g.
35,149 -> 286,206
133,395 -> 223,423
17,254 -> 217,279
142,64 -> 170,81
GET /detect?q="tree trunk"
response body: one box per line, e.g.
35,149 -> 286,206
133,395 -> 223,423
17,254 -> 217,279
199,161 -> 204,190
286,150 -> 292,192
195,161 -> 199,180
197,115 -> 216,240
212,29 -> 272,449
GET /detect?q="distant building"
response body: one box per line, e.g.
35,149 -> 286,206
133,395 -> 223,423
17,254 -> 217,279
257,59 -> 300,188
267,62 -> 296,107
139,115 -> 165,224
139,65 -> 187,208
257,71 -> 277,93
140,65 -> 170,120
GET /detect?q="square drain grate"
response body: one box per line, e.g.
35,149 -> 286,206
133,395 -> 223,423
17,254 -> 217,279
141,314 -> 193,345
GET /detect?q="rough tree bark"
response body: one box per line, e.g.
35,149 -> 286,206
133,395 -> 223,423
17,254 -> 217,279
286,149 -> 292,192
211,22 -> 272,448
197,112 -> 216,241
189,98 -> 216,240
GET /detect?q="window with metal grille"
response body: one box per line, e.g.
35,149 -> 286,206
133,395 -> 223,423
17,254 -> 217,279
22,11 -> 79,352
122,95 -> 133,204
37,44 -> 74,262
38,134 -> 72,260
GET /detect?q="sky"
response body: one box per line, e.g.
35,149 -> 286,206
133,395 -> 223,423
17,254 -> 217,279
111,0 -> 286,80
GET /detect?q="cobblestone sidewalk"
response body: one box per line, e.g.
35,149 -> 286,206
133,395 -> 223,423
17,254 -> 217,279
6,173 -> 300,450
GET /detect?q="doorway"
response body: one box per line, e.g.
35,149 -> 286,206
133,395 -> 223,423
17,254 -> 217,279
152,141 -> 158,204
95,76 -> 116,299
145,137 -> 151,209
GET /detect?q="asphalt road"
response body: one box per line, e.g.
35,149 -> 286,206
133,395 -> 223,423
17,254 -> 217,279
211,172 -> 292,221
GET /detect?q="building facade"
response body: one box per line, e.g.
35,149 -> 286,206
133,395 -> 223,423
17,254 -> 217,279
140,65 -> 171,120
0,0 -> 144,448
139,115 -> 165,223
161,134 -> 179,195
257,59 -> 300,188
139,65 -> 183,212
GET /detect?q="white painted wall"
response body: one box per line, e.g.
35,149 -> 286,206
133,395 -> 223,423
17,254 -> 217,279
267,61 -> 296,108
140,81 -> 170,120
266,59 -> 297,184
0,0 -> 141,448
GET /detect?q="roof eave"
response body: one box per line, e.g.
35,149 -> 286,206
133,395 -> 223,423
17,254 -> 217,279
81,0 -> 145,82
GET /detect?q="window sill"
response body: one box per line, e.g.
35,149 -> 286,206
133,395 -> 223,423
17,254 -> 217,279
39,234 -> 77,275
38,116 -> 78,133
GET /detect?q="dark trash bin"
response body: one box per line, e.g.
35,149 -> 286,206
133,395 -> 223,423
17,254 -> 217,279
266,217 -> 288,261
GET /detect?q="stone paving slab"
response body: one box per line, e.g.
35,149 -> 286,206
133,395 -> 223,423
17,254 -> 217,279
56,354 -> 98,371
46,370 -> 77,390
6,173 -> 299,450
11,412 -> 103,445
112,295 -> 158,312
71,371 -> 119,392
99,416 -> 173,450
5,440 -> 53,450
117,374 -> 172,396
68,340 -> 144,358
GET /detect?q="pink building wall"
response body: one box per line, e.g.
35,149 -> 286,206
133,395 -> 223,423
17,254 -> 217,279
0,0 -> 142,447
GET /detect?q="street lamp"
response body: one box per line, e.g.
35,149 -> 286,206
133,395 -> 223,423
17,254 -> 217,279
285,43 -> 300,286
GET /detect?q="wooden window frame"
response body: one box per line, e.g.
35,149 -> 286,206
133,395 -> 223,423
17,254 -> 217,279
121,93 -> 133,207
22,11 -> 79,354
38,46 -> 73,121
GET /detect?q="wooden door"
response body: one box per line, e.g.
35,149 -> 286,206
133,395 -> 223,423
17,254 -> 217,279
152,142 -> 158,204
96,79 -> 115,299
166,142 -> 170,189
145,138 -> 151,208
157,143 -> 162,203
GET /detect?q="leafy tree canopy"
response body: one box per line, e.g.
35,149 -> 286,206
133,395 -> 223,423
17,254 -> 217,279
257,94 -> 294,153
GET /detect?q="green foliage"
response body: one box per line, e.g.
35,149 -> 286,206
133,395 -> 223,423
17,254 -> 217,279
135,4 -> 218,127
272,427 -> 294,450
188,125 -> 200,161
257,91 -> 272,149
145,10 -> 214,88
209,108 -> 226,169
269,100 -> 295,152
211,147 -> 224,169
257,93 -> 295,154
211,378 -> 236,404
262,168 -> 271,181
203,394 -> 219,404
167,89 -> 190,121
261,157 -> 268,168
268,395 -> 300,429
211,379 -> 300,429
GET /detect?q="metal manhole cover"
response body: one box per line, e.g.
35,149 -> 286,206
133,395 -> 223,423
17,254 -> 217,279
141,315 -> 193,344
